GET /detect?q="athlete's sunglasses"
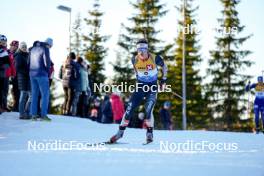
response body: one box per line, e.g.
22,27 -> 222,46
137,48 -> 148,53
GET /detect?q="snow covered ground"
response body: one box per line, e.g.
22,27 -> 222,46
0,112 -> 263,176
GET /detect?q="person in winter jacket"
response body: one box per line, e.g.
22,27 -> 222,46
89,97 -> 102,122
29,38 -> 53,121
4,40 -> 18,112
15,42 -> 31,119
109,38 -> 168,144
59,52 -> 80,116
0,34 -> 10,113
101,95 -> 113,123
70,57 -> 82,116
77,57 -> 91,117
110,92 -> 125,124
159,101 -> 172,130
246,76 -> 264,134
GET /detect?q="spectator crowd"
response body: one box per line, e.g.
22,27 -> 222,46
0,34 -> 172,129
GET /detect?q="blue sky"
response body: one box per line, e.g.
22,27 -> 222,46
1,0 -> 264,84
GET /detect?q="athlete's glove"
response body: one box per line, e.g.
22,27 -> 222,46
160,78 -> 166,85
159,78 -> 167,92
246,81 -> 251,91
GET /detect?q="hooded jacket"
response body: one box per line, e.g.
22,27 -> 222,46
15,49 -> 30,91
110,93 -> 125,121
29,41 -> 51,77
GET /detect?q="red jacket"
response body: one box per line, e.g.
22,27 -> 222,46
110,93 -> 125,121
6,51 -> 16,77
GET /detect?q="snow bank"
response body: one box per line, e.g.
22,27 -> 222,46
0,112 -> 263,176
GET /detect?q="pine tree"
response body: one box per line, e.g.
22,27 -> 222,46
122,0 -> 168,53
158,0 -> 209,130
112,0 -> 170,88
111,36 -> 136,94
83,0 -> 109,94
71,13 -> 82,56
112,44 -> 135,84
206,0 -> 253,131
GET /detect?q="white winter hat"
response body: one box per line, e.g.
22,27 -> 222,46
19,41 -> 27,49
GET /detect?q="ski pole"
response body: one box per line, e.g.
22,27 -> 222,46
171,91 -> 183,100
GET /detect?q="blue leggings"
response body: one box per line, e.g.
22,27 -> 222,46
254,104 -> 264,129
120,89 -> 157,127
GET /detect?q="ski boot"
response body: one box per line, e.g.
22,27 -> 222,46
146,127 -> 153,144
256,128 -> 260,134
109,126 -> 126,144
